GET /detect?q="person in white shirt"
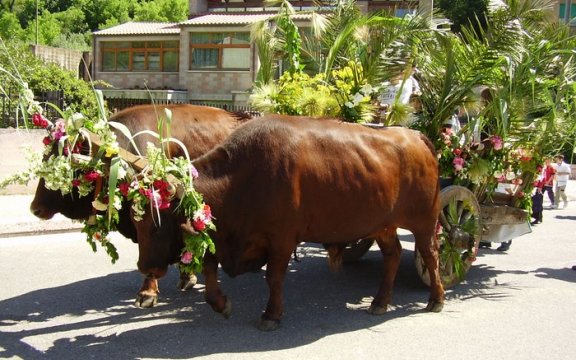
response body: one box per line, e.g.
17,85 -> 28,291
553,154 -> 571,209
377,67 -> 421,123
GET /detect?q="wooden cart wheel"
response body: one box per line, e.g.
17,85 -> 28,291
342,238 -> 375,262
415,185 -> 481,288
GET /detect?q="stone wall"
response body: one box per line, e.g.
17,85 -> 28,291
97,72 -> 181,90
30,45 -> 89,76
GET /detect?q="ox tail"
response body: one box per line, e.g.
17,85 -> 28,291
325,244 -> 344,272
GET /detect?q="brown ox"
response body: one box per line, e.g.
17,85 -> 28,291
133,115 -> 444,331
29,104 -> 249,307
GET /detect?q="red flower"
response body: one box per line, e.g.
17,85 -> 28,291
118,182 -> 130,197
157,199 -> 171,210
153,179 -> 169,190
42,136 -> 52,146
72,179 -> 81,187
84,171 -> 100,182
453,148 -> 462,156
32,113 -> 48,128
192,218 -> 206,231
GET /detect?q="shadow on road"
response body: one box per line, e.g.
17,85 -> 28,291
0,243 -> 514,360
554,215 -> 576,221
532,267 -> 576,283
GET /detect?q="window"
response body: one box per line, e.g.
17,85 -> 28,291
189,32 -> 250,70
101,40 -> 180,72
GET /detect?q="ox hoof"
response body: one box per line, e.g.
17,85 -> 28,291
220,298 -> 233,319
177,274 -> 198,291
425,300 -> 444,313
135,294 -> 158,308
366,304 -> 388,315
257,318 -> 280,331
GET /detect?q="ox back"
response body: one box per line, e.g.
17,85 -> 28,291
173,115 -> 444,329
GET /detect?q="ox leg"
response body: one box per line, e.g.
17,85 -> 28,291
259,251 -> 293,331
414,230 -> 445,312
135,276 -> 159,308
202,253 -> 232,318
368,229 -> 402,315
177,268 -> 198,291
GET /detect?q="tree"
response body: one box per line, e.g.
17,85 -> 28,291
81,0 -> 137,31
22,9 -> 62,46
133,0 -> 188,22
0,11 -> 24,41
436,0 -> 489,34
0,0 -> 19,12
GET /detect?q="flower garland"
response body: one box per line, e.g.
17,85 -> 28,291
2,83 -> 216,273
121,143 -> 216,274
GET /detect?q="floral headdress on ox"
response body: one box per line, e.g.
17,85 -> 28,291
1,79 -> 215,274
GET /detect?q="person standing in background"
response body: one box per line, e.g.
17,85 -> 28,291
542,157 -> 556,209
553,154 -> 571,209
531,165 -> 544,225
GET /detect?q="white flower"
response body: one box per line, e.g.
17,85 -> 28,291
116,164 -> 127,180
360,84 -> 373,95
352,93 -> 364,106
505,171 -> 516,181
68,112 -> 85,130
23,87 -> 35,103
92,199 -> 108,212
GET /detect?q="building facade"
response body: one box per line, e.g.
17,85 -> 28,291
93,1 -> 432,106
92,0 -> 569,107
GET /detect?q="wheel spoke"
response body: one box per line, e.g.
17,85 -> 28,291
439,210 -> 450,230
415,185 -> 482,289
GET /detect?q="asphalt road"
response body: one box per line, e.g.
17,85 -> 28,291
1,197 -> 576,359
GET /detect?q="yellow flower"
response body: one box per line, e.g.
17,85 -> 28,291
105,144 -> 119,157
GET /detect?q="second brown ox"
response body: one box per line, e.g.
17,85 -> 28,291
132,115 -> 444,330
29,103 -> 249,307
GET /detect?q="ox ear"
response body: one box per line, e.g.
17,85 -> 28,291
180,219 -> 198,236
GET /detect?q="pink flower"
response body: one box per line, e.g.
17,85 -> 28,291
52,119 -> 66,141
490,136 -> 503,150
84,171 -> 100,182
139,187 -> 153,199
202,204 -> 212,219
181,251 -> 193,264
453,148 -> 462,156
453,156 -> 465,172
190,165 -> 199,179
